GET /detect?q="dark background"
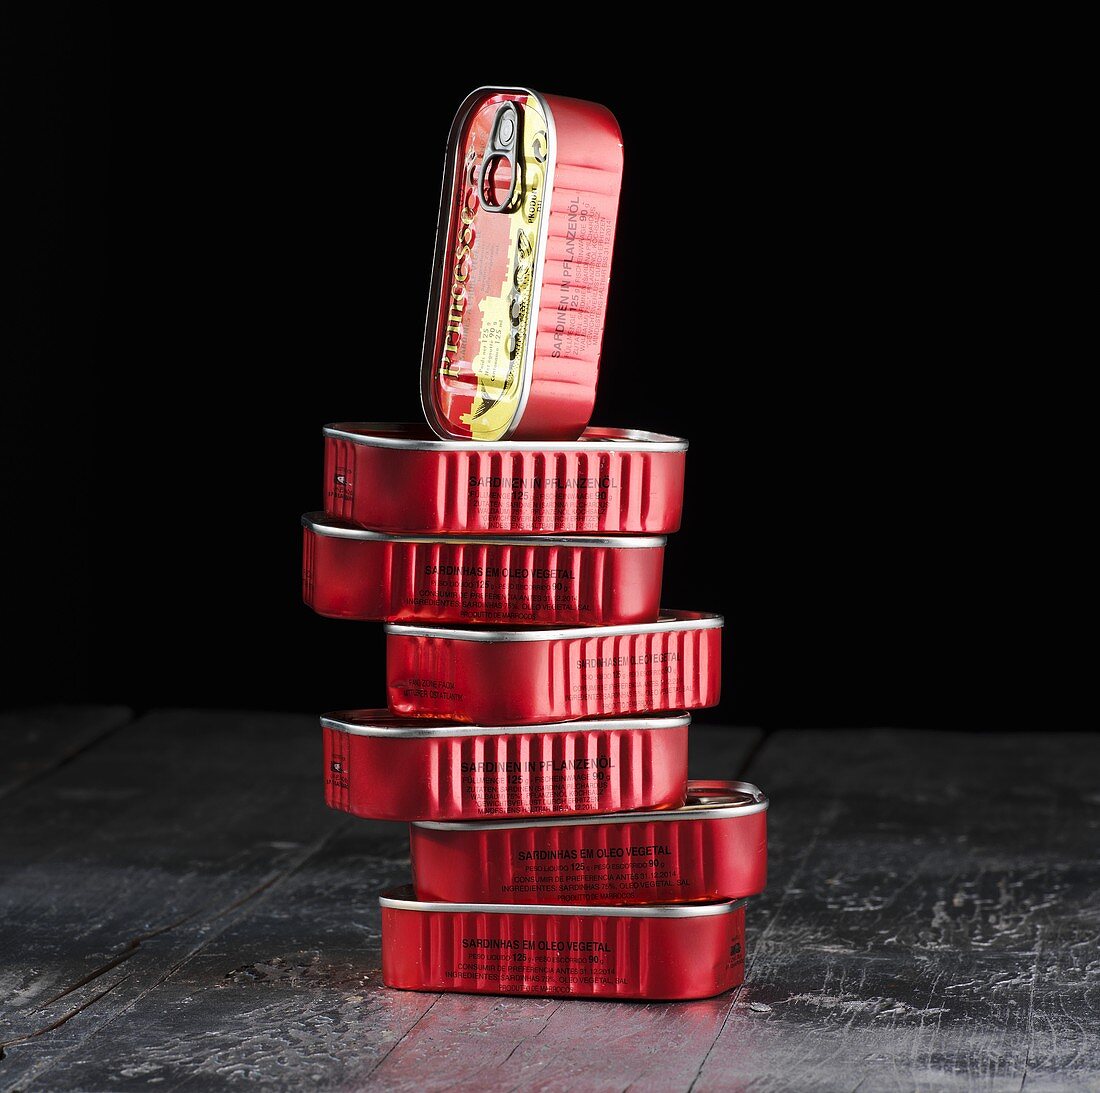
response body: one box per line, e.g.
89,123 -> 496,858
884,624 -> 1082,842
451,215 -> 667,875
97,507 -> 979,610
6,10 -> 1044,729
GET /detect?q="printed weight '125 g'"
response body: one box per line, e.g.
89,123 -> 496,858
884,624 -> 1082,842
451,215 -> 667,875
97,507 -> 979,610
411,780 -> 767,905
381,886 -> 746,1000
321,709 -> 688,821
323,423 -> 687,535
421,87 -> 623,442
386,610 -> 722,725
301,513 -> 664,626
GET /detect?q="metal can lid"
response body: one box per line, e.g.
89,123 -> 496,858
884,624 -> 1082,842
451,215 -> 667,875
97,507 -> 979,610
320,709 -> 691,740
413,779 -> 767,831
384,609 -> 723,643
379,884 -> 747,919
420,88 -> 556,442
322,422 -> 689,453
301,512 -> 666,549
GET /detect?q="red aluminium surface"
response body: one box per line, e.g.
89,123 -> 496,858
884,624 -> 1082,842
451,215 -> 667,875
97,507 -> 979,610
385,610 -> 722,726
322,424 -> 687,535
410,780 -> 767,906
422,88 -> 623,441
321,710 -> 688,822
380,887 -> 746,1001
301,514 -> 664,626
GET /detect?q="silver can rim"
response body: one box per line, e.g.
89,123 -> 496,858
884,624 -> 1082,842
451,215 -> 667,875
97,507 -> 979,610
321,709 -> 692,739
301,513 -> 667,549
412,780 -> 768,830
379,884 -> 747,919
384,609 -> 723,643
322,422 -> 689,453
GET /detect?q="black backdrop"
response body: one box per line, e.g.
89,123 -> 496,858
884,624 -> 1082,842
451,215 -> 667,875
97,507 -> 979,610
6,11 -> 1041,729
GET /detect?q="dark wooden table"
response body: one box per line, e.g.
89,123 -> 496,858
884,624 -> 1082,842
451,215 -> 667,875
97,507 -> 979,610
1,708 -> 1097,1091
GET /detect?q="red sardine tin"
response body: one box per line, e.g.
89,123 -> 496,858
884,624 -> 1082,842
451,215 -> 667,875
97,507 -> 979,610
380,886 -> 746,1001
301,513 -> 664,626
321,710 -> 688,822
323,423 -> 686,535
386,610 -> 722,726
422,87 -> 623,442
410,780 -> 767,906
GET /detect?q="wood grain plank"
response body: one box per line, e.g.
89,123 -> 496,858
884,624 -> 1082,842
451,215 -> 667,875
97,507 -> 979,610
0,705 -> 133,799
0,708 -> 361,1090
17,822 -> 425,1090
691,729 -> 1100,1093
363,992 -> 741,1093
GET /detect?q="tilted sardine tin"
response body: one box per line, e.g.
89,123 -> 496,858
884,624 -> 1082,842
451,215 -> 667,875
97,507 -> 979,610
421,87 -> 623,442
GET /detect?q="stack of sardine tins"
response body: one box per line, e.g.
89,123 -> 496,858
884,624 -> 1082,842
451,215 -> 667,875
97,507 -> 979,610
301,86 -> 768,1002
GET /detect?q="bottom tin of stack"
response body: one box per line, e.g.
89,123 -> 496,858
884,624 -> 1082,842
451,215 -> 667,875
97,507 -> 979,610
380,886 -> 746,1001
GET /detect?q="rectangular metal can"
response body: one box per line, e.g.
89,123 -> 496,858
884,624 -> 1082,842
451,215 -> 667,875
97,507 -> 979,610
421,87 -> 623,442
301,513 -> 665,626
323,423 -> 686,535
321,709 -> 688,822
410,780 -> 767,906
381,886 -> 746,1001
386,610 -> 722,725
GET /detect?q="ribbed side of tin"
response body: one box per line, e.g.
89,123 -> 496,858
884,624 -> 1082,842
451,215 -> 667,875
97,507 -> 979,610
301,522 -> 318,609
323,435 -> 686,534
322,722 -> 352,815
381,902 -> 745,1001
387,623 -> 721,725
302,526 -> 664,626
410,810 -> 767,905
321,721 -> 687,822
323,432 -> 355,522
561,623 -> 722,720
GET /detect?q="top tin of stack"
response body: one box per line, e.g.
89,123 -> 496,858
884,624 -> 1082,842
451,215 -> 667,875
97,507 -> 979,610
420,87 -> 624,443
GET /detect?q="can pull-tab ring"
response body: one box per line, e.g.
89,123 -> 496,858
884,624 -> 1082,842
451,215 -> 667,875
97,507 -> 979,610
479,102 -> 521,213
